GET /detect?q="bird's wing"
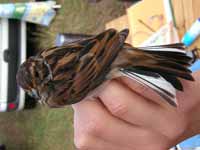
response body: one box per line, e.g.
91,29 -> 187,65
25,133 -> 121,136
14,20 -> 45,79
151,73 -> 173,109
113,43 -> 194,106
43,29 -> 129,106
68,29 -> 129,104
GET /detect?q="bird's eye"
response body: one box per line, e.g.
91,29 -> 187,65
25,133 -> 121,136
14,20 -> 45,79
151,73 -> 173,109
27,91 -> 34,97
28,89 -> 40,100
35,71 -> 40,78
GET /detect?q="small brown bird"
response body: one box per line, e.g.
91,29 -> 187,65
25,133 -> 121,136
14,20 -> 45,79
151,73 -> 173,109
16,29 -> 197,108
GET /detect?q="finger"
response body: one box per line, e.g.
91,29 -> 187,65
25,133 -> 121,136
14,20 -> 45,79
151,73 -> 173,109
72,98 -> 168,149
73,100 -> 131,150
118,76 -> 175,108
98,79 -> 186,139
99,79 -> 164,126
73,101 -> 129,150
74,133 -> 130,150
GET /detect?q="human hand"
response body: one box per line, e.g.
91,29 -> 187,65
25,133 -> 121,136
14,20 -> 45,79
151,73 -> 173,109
72,71 -> 200,150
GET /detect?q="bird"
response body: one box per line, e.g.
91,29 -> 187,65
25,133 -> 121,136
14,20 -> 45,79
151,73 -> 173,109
16,29 -> 198,108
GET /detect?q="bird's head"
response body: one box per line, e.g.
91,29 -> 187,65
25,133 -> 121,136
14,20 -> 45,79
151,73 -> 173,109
16,56 -> 52,100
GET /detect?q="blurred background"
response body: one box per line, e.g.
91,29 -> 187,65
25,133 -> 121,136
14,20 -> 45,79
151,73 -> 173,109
0,0 -> 125,150
0,0 -> 200,150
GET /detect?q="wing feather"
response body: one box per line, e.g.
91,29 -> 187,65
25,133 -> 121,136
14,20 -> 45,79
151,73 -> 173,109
120,68 -> 177,106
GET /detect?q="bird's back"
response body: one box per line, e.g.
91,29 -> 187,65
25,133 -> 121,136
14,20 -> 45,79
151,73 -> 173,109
38,29 -> 129,107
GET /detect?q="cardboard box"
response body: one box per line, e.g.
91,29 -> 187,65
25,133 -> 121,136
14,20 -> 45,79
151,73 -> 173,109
127,0 -> 167,46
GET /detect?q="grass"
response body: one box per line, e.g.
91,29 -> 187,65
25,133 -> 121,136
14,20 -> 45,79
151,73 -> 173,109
0,0 -> 125,149
0,106 -> 74,150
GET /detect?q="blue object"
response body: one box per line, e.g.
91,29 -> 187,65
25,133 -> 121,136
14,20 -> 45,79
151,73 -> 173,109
190,59 -> 200,72
182,32 -> 196,47
182,18 -> 200,47
179,135 -> 200,149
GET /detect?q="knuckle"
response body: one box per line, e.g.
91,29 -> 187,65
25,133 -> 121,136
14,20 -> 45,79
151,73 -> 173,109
99,80 -> 130,117
102,80 -> 121,96
141,129 -> 152,138
123,77 -> 149,93
74,135 -> 90,149
100,81 -> 118,98
134,84 -> 149,95
85,118 -> 104,136
109,101 -> 129,117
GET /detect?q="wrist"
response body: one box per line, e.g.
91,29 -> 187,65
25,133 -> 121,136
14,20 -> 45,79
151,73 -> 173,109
175,71 -> 200,143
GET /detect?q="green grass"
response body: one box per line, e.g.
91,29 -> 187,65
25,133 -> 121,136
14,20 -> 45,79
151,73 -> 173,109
0,0 -> 125,149
0,107 -> 74,150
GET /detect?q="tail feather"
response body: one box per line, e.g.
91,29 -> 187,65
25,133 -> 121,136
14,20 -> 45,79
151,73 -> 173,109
113,43 -> 196,106
120,68 -> 178,107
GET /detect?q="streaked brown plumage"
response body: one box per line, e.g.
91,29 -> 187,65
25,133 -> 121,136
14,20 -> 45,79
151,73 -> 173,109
16,29 -> 197,107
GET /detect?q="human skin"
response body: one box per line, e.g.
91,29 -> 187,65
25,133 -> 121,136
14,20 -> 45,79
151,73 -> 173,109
72,71 -> 200,150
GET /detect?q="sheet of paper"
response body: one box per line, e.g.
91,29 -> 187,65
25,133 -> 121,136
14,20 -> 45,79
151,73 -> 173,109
140,22 -> 180,46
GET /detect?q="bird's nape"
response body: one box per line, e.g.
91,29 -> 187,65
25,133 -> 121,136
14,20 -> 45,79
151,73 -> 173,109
16,56 -> 52,99
16,57 -> 36,91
